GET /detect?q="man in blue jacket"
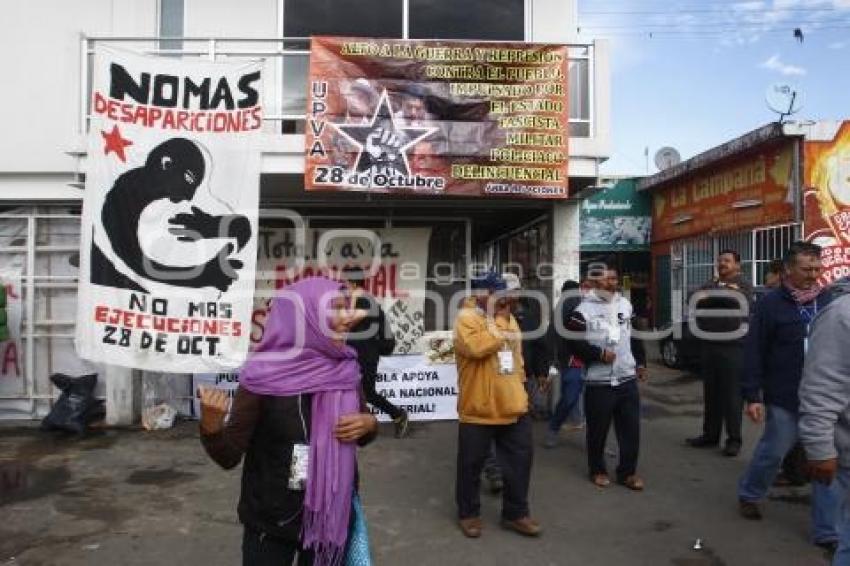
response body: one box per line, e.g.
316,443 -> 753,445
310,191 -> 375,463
737,242 -> 840,552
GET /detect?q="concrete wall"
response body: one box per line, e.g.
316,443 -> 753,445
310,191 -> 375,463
0,1 -> 157,174
184,0 -> 278,36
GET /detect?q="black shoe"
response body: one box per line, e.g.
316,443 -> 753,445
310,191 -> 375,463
739,500 -> 762,520
393,410 -> 410,439
815,540 -> 838,557
686,436 -> 719,448
723,441 -> 742,457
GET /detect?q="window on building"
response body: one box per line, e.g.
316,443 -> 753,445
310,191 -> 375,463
283,0 -> 403,39
409,0 -> 524,40
159,0 -> 184,53
281,0 -> 403,130
569,58 -> 590,137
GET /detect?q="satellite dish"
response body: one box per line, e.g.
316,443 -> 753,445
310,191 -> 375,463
654,147 -> 682,171
765,83 -> 803,121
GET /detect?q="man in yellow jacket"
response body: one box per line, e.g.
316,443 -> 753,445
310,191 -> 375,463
454,272 -> 541,539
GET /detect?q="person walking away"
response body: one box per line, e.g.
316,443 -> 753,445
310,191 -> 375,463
454,271 -> 541,539
198,277 -> 378,566
567,264 -> 648,490
737,242 -> 839,552
687,249 -> 754,457
503,273 -> 551,418
545,279 -> 585,448
343,266 -> 409,438
798,276 -> 850,564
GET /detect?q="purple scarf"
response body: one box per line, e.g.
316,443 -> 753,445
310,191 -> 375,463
240,277 -> 360,566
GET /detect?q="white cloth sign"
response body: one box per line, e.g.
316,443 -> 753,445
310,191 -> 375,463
374,355 -> 457,422
191,354 -> 458,422
76,46 -> 263,372
192,371 -> 240,418
250,227 -> 431,354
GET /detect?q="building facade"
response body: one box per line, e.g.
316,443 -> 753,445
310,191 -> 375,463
0,0 -> 611,419
639,123 -> 803,328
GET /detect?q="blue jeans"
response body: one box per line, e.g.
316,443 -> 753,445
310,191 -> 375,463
835,467 -> 850,565
738,405 -> 840,543
549,367 -> 584,433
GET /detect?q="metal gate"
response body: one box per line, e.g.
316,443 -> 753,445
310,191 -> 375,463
0,209 -> 471,420
669,222 -> 801,322
0,211 -> 94,420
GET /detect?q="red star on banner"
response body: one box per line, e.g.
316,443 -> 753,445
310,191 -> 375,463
101,125 -> 133,162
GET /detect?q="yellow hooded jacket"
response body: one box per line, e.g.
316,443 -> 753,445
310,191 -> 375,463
453,304 -> 529,425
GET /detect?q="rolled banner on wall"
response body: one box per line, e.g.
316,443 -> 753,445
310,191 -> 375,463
76,46 -> 264,372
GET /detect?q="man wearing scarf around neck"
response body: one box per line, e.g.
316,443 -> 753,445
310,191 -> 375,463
454,271 -> 542,539
737,242 -> 840,554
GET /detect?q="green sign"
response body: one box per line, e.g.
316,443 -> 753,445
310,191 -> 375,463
580,178 -> 651,251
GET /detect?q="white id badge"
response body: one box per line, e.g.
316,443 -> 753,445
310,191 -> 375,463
607,324 -> 621,345
498,349 -> 514,374
288,444 -> 310,491
804,324 -> 810,355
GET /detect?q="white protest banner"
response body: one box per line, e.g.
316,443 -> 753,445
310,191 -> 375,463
374,354 -> 458,422
192,371 -> 240,418
76,46 -> 263,372
191,354 -> 457,422
250,227 -> 431,354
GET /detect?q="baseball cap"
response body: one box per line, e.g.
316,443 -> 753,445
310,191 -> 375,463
471,271 -> 507,292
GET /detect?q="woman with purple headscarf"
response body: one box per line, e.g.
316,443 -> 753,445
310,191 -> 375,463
199,277 -> 378,566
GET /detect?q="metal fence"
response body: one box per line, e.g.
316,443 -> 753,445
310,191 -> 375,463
669,222 -> 801,322
0,209 -> 470,419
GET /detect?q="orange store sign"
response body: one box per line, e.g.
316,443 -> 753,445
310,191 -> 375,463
652,144 -> 795,242
803,121 -> 850,286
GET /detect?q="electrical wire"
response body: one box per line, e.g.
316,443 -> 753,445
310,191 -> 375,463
579,18 -> 850,29
581,6 -> 841,15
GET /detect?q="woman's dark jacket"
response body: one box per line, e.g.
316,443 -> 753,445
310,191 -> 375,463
201,388 -> 375,541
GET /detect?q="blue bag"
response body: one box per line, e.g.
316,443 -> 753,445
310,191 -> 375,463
344,493 -> 372,566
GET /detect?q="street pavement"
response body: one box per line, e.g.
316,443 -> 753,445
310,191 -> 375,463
0,363 -> 834,566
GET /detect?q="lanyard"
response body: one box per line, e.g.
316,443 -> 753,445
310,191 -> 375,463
799,299 -> 818,329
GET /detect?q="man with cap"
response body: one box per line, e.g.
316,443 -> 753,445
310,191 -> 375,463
481,273 -> 550,492
454,271 -> 541,539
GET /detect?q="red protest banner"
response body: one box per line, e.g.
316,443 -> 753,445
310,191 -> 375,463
305,36 -> 569,198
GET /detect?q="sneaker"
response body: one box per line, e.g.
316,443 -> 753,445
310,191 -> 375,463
500,516 -> 542,537
543,430 -> 559,449
738,500 -> 762,520
815,540 -> 838,557
393,410 -> 410,438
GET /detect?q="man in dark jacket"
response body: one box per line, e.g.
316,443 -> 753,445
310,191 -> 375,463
343,267 -> 409,438
504,273 -> 551,417
544,279 -> 585,448
686,249 -> 754,457
736,242 -> 839,550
